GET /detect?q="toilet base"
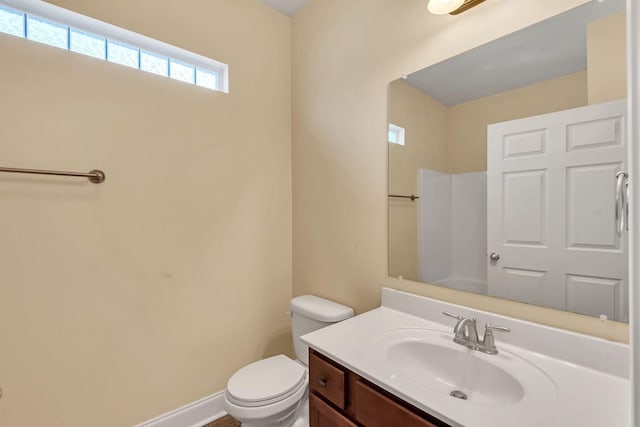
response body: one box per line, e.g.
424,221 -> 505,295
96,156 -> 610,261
291,394 -> 309,427
240,394 -> 308,427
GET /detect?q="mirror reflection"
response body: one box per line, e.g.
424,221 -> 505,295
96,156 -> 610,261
388,0 -> 628,322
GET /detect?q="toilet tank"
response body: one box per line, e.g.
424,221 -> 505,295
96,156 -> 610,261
289,295 -> 354,365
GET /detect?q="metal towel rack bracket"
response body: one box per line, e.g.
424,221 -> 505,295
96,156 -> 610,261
0,166 -> 106,184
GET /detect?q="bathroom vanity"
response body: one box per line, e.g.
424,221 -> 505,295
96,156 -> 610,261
309,349 -> 449,426
302,288 -> 630,427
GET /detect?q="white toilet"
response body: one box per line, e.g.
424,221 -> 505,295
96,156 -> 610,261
224,295 -> 354,427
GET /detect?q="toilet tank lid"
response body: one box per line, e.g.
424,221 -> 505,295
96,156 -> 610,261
290,295 -> 354,322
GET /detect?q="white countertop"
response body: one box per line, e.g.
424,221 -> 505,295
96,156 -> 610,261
301,288 -> 630,427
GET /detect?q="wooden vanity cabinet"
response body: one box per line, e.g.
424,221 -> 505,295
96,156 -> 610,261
309,349 -> 451,427
309,393 -> 358,427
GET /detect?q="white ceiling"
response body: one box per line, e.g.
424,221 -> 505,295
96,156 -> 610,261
261,0 -> 311,16
406,0 -> 625,106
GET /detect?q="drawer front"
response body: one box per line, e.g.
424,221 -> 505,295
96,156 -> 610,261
309,393 -> 358,427
353,379 -> 443,427
309,350 -> 347,409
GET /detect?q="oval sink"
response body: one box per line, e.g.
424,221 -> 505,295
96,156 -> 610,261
374,328 -> 557,407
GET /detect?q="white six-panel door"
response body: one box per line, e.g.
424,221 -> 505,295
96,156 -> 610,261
487,100 -> 628,321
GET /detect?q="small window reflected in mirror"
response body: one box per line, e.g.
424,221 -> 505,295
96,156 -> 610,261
388,123 -> 405,146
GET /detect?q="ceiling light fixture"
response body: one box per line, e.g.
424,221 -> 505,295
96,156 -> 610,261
427,0 -> 465,14
427,0 -> 486,15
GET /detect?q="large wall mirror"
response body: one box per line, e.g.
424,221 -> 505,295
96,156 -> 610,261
388,0 -> 629,322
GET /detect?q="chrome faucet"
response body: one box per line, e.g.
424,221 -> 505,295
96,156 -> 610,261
443,312 -> 510,355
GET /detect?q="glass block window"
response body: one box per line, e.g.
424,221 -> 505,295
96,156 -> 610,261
196,68 -> 218,90
388,124 -> 405,146
26,15 -> 67,49
0,6 -> 24,37
141,51 -> 168,76
107,40 -> 139,69
70,29 -> 105,59
170,60 -> 195,84
0,1 -> 228,92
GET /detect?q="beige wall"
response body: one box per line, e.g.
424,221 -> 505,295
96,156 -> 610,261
0,1 -> 291,426
292,0 -> 628,343
388,80 -> 448,280
587,13 -> 627,104
447,71 -> 588,173
388,80 -> 449,176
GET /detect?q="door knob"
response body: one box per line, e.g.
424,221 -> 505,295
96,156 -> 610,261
489,252 -> 500,261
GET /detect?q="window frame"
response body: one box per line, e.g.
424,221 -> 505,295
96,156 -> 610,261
388,123 -> 406,146
0,0 -> 229,93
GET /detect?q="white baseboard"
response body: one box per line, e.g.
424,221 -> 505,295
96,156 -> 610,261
135,390 -> 227,427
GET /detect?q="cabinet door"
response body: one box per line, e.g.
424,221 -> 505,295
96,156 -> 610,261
309,393 -> 358,427
353,379 -> 443,427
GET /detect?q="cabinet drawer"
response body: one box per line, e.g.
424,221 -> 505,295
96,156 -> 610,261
309,393 -> 358,427
353,379 -> 442,427
309,350 -> 347,409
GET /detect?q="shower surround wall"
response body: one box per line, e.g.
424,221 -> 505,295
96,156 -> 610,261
419,169 -> 487,293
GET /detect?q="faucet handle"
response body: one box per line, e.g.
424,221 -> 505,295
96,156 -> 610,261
442,311 -> 464,321
442,312 -> 464,333
480,324 -> 510,355
485,324 -> 511,333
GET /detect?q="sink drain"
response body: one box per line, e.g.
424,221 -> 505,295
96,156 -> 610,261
450,390 -> 468,400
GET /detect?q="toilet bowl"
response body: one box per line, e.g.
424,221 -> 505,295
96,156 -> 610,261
224,296 -> 354,427
224,355 -> 308,427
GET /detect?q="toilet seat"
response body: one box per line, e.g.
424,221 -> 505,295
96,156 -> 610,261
226,355 -> 307,407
